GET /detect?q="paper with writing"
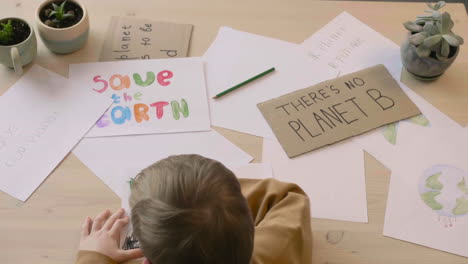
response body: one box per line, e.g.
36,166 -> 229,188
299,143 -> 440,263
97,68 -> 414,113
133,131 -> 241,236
203,27 -> 336,138
70,58 -> 210,137
258,65 -> 421,158
0,65 -> 112,201
100,17 -> 193,62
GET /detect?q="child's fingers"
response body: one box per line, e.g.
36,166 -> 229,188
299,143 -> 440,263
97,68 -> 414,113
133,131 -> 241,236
103,208 -> 125,231
109,216 -> 129,238
116,248 -> 144,262
81,217 -> 92,238
91,209 -> 111,232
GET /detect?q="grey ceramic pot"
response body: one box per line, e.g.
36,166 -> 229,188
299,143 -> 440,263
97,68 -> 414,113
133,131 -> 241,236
401,32 -> 459,80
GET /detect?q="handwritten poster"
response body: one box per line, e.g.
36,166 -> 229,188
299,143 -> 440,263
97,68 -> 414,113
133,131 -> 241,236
100,17 -> 193,62
70,58 -> 211,137
0,65 -> 112,201
257,65 -> 421,158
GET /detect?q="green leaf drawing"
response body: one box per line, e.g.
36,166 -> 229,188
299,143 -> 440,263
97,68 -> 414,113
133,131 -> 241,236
457,178 -> 468,195
382,123 -> 398,145
426,172 -> 443,190
421,191 -> 443,210
453,196 -> 468,215
409,114 -> 430,127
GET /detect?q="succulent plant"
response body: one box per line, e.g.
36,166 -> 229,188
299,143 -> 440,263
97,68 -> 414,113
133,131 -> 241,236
45,1 -> 75,27
403,1 -> 464,61
0,20 -> 14,45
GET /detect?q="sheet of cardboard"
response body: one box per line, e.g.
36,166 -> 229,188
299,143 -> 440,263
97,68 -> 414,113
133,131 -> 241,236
99,17 -> 193,62
257,64 -> 421,158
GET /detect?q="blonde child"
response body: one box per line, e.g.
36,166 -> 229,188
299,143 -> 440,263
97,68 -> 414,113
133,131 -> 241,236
76,154 -> 312,264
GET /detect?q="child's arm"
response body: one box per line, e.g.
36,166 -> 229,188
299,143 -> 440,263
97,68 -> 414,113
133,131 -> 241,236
75,209 -> 143,264
239,178 -> 312,264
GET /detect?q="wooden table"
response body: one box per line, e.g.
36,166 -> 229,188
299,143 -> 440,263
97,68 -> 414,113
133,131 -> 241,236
1,1 -> 468,263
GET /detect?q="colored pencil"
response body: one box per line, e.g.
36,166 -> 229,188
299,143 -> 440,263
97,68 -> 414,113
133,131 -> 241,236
212,67 -> 276,99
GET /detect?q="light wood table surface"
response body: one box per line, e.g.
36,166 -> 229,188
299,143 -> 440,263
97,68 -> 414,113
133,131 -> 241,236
1,1 -> 468,263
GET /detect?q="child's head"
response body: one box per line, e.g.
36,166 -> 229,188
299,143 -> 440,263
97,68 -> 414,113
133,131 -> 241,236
129,154 -> 254,264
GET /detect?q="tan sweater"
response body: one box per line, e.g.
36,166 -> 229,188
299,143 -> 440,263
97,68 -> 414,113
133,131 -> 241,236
75,178 -> 312,264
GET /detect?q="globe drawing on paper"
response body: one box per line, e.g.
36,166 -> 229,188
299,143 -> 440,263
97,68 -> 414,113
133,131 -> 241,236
418,165 -> 468,227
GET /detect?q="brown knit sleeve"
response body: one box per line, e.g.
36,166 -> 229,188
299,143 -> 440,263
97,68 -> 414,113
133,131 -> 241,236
239,178 -> 312,264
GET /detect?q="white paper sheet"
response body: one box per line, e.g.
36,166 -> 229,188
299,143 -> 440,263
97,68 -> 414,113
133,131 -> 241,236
0,65 -> 112,201
203,27 -> 336,138
383,126 -> 468,257
301,12 -> 463,168
73,130 -> 253,199
69,58 -> 211,137
302,12 -> 402,78
262,138 -> 368,222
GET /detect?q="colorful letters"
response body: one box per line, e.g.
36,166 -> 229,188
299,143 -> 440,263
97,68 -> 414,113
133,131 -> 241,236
91,70 -> 193,128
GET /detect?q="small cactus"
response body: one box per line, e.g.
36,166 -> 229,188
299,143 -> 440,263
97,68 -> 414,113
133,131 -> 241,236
403,1 -> 464,61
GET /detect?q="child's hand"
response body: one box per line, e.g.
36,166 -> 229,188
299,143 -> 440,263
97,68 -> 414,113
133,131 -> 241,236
79,208 -> 143,263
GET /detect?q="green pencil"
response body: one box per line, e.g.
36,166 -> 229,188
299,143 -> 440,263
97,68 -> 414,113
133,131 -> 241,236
212,67 -> 276,99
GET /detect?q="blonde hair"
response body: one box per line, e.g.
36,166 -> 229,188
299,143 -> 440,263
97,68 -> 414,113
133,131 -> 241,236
129,154 -> 254,264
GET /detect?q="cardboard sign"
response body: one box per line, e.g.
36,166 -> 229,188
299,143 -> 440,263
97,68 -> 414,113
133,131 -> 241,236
70,58 -> 211,137
257,65 -> 421,158
100,17 -> 193,62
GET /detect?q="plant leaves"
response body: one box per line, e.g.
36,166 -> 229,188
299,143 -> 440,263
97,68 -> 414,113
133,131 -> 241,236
52,3 -> 59,10
436,1 -> 446,10
62,13 -> 73,19
440,12 -> 453,33
423,35 -> 443,48
426,2 -> 435,10
59,1 -> 66,13
430,41 -> 441,51
403,21 -> 423,32
441,39 -> 450,57
409,32 -> 429,45
416,44 -> 431,57
454,34 -> 464,45
423,23 -> 439,35
48,10 -> 58,18
431,11 -> 441,19
443,33 -> 461,46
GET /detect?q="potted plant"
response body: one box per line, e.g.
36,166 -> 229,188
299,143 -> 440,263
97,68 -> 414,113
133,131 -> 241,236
36,0 -> 89,54
401,1 -> 464,80
0,17 -> 37,75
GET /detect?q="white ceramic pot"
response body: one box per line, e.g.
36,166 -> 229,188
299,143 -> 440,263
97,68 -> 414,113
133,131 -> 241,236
36,0 -> 89,54
0,17 -> 37,75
